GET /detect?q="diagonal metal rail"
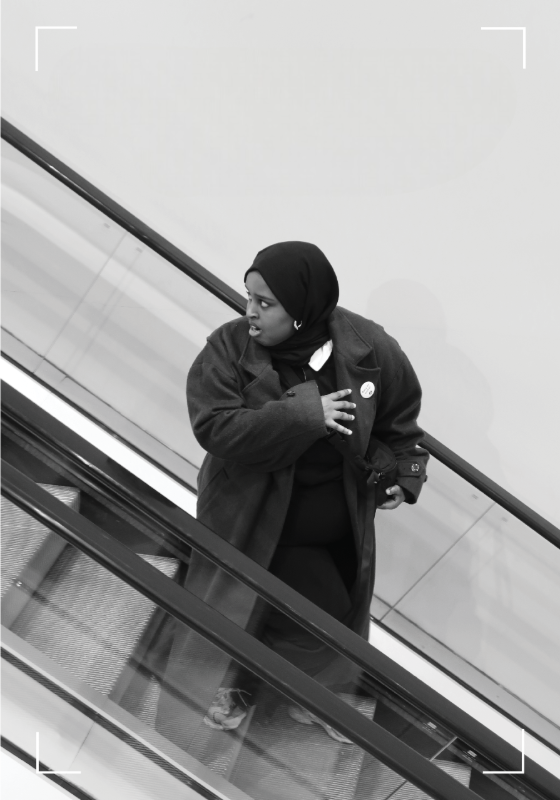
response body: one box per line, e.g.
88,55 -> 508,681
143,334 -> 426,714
3,382 -> 558,800
3,116 -> 558,550
2,459 -> 483,800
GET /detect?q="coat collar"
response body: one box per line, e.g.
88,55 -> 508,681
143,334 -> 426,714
329,310 -> 380,458
238,327 -> 272,378
238,310 -> 379,457
328,308 -> 373,368
237,307 -> 374,377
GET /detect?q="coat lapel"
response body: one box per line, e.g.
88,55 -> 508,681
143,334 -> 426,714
238,336 -> 283,408
329,310 -> 380,458
237,310 -> 380,455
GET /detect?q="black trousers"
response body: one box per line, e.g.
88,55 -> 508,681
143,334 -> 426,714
225,534 -> 358,697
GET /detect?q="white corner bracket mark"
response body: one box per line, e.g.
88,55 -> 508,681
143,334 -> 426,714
483,729 -> 526,775
35,732 -> 82,775
35,26 -> 78,72
481,27 -> 526,69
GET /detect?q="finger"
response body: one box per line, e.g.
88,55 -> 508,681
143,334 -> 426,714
379,499 -> 397,509
330,389 -> 352,399
333,401 -> 357,410
336,425 -> 352,435
327,419 -> 352,435
333,411 -> 355,421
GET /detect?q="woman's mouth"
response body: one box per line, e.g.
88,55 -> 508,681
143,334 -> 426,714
248,324 -> 262,337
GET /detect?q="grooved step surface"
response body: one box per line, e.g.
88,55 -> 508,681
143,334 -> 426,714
188,706 -> 257,779
134,674 -> 163,728
1,485 -> 79,597
232,692 -> 376,800
119,670 -> 256,782
11,546 -> 178,695
355,756 -> 471,800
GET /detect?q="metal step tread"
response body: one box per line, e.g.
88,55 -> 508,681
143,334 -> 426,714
231,691 -> 376,800
10,540 -> 178,695
355,754 -> 471,800
1,484 -> 79,598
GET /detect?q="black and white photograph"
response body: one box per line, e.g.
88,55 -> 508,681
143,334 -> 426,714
1,2 -> 559,799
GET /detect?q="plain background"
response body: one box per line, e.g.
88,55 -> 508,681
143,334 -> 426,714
2,1 -> 559,525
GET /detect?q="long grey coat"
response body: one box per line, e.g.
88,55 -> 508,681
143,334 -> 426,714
155,307 -> 428,751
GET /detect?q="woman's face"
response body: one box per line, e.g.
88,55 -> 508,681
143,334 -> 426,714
245,271 -> 295,346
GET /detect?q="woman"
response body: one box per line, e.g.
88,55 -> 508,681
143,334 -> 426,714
156,241 -> 428,748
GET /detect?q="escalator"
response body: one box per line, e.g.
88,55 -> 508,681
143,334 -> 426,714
2,377 -> 557,800
2,119 -> 560,799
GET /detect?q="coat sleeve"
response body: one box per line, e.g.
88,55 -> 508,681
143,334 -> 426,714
187,349 -> 328,472
371,351 -> 429,504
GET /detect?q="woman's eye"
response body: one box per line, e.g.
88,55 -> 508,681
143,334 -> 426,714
260,301 -> 269,308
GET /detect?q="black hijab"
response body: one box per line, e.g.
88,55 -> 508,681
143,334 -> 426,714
244,241 -> 339,366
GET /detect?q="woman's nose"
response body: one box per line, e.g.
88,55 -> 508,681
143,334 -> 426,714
247,300 -> 258,318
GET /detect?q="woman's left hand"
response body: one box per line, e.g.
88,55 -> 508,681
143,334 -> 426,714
378,485 -> 405,510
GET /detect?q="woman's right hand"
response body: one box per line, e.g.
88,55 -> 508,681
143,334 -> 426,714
321,389 -> 356,435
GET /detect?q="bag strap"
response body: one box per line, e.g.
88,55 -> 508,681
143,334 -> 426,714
325,431 -> 373,480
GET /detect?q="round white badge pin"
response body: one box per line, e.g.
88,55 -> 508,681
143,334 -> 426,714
360,381 -> 375,399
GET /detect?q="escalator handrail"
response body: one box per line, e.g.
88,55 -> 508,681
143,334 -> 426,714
1,118 -> 241,314
3,382 -> 558,800
2,117 -> 558,548
1,460 -> 484,800
423,433 -> 559,549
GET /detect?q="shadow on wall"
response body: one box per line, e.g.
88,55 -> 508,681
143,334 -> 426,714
367,280 -> 498,670
366,279 -> 505,490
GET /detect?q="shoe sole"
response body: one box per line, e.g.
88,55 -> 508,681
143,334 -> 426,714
287,705 -> 353,744
203,710 -> 248,731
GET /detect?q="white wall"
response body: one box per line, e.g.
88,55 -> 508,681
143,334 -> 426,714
1,751 -> 70,800
2,0 -> 559,525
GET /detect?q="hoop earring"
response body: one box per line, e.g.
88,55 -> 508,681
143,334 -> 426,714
294,320 -> 303,331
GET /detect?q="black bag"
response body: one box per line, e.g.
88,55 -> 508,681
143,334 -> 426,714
365,438 -> 399,506
327,433 -> 398,506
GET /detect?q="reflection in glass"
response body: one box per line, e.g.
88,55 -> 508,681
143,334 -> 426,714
1,138 -> 238,477
1,434 -> 543,800
0,501 -> 441,800
2,135 -> 552,800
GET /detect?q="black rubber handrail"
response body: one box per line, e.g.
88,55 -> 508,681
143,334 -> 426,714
3,381 -> 558,800
2,460 -> 483,800
423,433 -> 560,548
1,119 -> 241,314
2,117 -> 558,548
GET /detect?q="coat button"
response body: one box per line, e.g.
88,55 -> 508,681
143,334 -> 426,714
411,463 -> 420,472
286,390 -> 296,397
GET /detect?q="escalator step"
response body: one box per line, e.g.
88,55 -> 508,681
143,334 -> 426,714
355,756 -> 471,800
118,669 -> 257,781
1,485 -> 79,598
188,705 -> 257,779
2,491 -> 473,799
232,691 -> 376,800
11,548 -> 178,695
134,674 -> 162,728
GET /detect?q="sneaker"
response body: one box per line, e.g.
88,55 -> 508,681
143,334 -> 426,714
203,688 -> 251,731
287,703 -> 353,744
